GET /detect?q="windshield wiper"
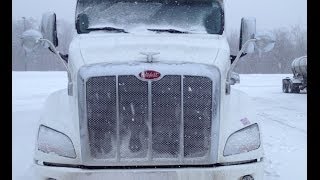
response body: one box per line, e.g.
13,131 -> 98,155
147,28 -> 190,34
87,27 -> 128,33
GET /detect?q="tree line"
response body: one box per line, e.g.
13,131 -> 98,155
12,18 -> 306,73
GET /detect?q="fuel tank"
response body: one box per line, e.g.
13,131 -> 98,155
291,56 -> 307,78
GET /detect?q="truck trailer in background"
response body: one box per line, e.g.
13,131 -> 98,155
282,56 -> 307,93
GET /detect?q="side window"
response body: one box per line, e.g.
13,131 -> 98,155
203,3 -> 224,34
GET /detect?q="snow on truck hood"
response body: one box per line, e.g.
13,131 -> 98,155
77,33 -> 229,65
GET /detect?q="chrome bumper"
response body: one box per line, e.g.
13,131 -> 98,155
33,160 -> 264,180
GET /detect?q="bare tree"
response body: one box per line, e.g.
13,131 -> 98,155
290,24 -> 307,57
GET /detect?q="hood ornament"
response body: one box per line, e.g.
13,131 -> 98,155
140,52 -> 160,63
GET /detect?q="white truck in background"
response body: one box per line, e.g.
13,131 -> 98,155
282,56 -> 307,93
21,0 -> 275,179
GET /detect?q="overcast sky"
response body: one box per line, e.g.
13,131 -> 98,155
12,0 -> 307,31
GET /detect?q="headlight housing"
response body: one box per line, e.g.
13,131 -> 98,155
223,123 -> 261,156
37,125 -> 76,158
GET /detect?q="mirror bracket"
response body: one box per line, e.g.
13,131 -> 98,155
226,33 -> 276,94
47,46 -> 68,63
38,38 -> 69,72
59,52 -> 69,63
230,72 -> 240,85
230,53 -> 247,64
226,38 -> 257,95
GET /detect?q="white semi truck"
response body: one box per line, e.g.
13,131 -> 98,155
21,0 -> 275,179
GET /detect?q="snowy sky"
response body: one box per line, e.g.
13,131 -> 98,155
12,0 -> 307,30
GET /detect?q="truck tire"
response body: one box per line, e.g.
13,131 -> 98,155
291,83 -> 301,93
282,79 -> 289,93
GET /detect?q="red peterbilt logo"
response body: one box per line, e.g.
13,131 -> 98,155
139,70 -> 161,80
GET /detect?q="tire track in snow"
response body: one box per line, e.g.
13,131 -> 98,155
257,112 -> 306,134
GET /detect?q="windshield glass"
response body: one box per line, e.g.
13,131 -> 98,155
76,0 -> 223,34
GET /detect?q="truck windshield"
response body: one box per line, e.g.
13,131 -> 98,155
76,0 -> 224,34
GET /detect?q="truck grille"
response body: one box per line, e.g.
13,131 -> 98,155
78,64 -> 220,166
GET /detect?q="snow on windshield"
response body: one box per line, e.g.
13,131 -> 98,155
76,0 -> 223,34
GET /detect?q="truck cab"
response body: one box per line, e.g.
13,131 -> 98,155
21,0 -> 275,179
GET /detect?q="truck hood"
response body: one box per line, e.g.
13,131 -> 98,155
77,33 -> 229,65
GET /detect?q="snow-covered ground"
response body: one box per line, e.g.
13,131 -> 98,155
12,72 -> 306,180
234,74 -> 307,180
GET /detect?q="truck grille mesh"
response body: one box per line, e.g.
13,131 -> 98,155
152,76 -> 181,158
83,74 -> 214,163
118,76 -> 149,159
183,76 -> 212,158
86,76 -> 117,159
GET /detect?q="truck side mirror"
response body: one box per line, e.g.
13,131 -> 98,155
20,12 -> 69,72
21,29 -> 43,52
204,5 -> 224,35
254,31 -> 276,53
40,12 -> 58,48
239,17 -> 256,54
226,18 -> 275,94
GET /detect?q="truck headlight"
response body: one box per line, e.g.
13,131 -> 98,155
37,125 -> 76,158
223,123 -> 261,156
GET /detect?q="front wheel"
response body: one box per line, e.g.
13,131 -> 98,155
291,83 -> 300,93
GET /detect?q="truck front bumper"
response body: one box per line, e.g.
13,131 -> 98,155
33,160 -> 264,180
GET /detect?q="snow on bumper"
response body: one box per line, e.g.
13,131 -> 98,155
33,161 -> 264,180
